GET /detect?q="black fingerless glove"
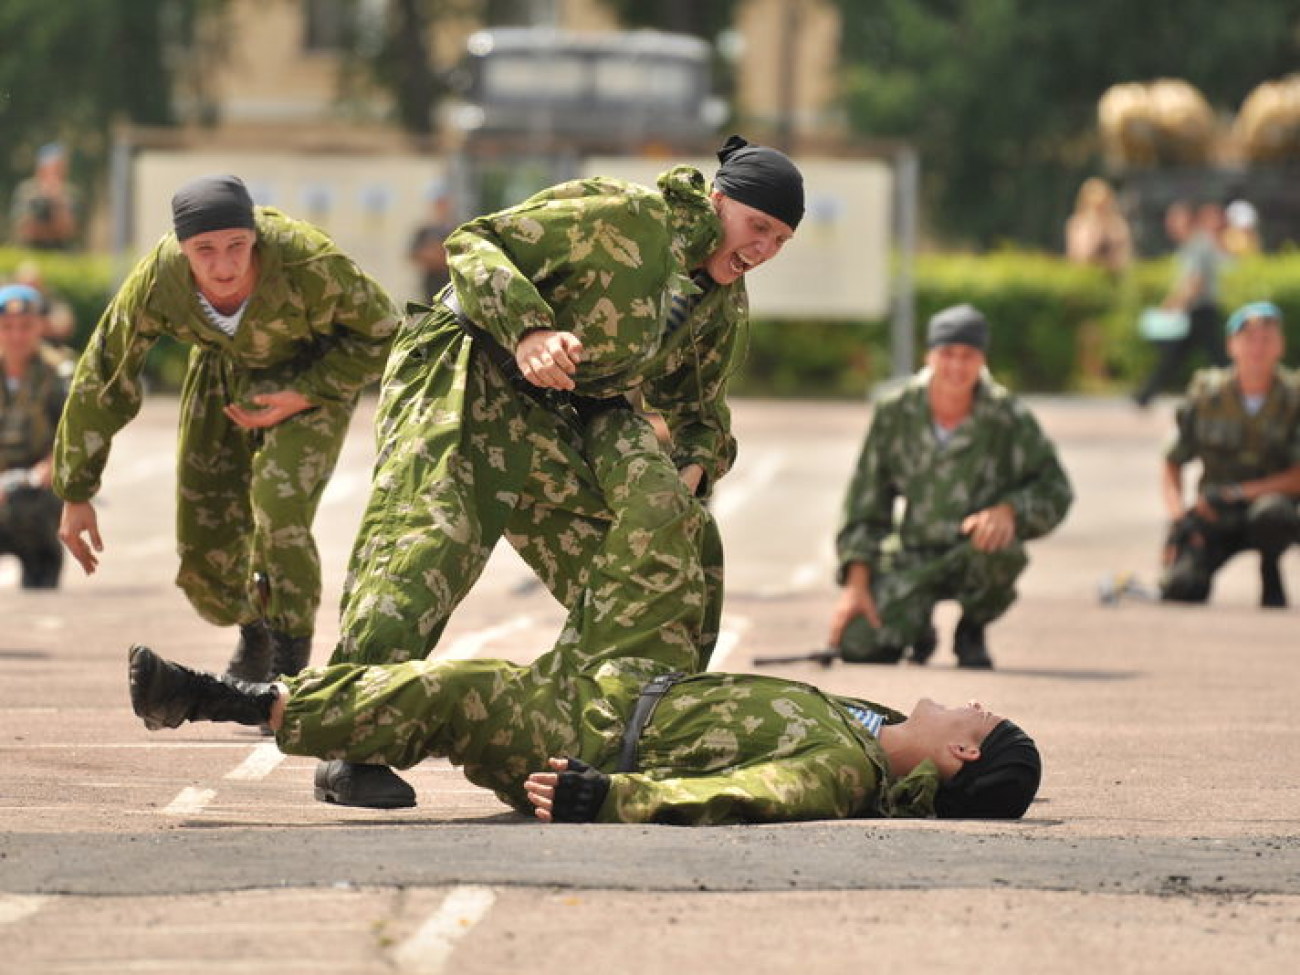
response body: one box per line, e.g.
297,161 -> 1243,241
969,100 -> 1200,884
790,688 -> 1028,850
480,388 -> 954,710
551,757 -> 611,823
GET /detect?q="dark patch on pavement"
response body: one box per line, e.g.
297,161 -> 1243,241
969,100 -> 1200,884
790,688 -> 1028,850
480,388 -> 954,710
2,826 -> 1297,897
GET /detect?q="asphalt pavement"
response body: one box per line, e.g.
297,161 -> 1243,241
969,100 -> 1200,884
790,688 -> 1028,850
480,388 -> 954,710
1,394 -> 1297,975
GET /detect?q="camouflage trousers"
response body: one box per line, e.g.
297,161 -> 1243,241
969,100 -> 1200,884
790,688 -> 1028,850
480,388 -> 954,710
850,539 -> 1028,654
283,405 -> 719,813
0,484 -> 63,588
332,308 -> 724,667
1161,494 -> 1299,603
174,348 -> 355,638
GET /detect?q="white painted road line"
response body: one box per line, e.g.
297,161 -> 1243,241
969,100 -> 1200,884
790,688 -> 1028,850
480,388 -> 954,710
710,449 -> 786,522
707,614 -> 751,672
438,615 -> 534,661
0,895 -> 47,925
161,785 -> 216,816
225,742 -> 284,781
392,885 -> 497,974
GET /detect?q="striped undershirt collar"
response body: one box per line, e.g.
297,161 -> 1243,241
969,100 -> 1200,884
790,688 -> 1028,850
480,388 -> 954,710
843,702 -> 885,737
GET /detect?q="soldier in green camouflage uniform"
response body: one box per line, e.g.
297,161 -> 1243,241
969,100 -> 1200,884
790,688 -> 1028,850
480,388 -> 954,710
54,175 -> 398,677
128,403 -> 1043,823
0,284 -> 69,588
1160,301 -> 1300,607
831,305 -> 1073,669
321,138 -> 804,808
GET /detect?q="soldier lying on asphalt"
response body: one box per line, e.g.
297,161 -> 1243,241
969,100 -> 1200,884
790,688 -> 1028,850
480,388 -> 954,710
126,642 -> 1041,825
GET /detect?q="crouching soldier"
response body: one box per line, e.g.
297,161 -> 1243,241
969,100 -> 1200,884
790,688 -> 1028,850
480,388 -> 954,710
0,284 -> 69,588
1159,301 -> 1300,607
829,304 -> 1074,669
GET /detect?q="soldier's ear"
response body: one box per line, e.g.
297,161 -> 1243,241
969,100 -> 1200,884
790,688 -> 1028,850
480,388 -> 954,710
947,740 -> 981,765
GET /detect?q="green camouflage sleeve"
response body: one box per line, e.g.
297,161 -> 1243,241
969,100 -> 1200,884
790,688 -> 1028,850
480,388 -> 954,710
287,254 -> 400,405
52,260 -> 163,502
835,403 -> 901,577
642,298 -> 740,490
597,752 -> 873,825
444,180 -> 671,364
1000,402 -> 1074,541
1164,371 -> 1213,467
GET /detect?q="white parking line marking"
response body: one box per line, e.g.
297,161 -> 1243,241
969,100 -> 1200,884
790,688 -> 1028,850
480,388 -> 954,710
711,449 -> 785,522
225,742 -> 284,781
392,885 -> 497,974
0,895 -> 47,924
161,785 -> 216,816
438,616 -> 534,661
707,614 -> 751,671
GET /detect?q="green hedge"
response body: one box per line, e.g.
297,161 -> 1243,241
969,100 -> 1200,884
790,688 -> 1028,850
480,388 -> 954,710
736,250 -> 1300,396
7,246 -> 1300,396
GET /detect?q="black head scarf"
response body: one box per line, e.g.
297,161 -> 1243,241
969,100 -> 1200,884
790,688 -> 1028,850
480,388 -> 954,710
713,134 -> 804,231
172,175 -> 256,241
934,719 -> 1042,819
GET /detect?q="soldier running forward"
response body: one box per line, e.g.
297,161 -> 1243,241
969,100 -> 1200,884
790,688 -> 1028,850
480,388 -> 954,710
1159,301 -> 1300,607
55,176 -> 399,683
318,135 -> 803,809
127,409 -> 1041,824
829,304 -> 1074,669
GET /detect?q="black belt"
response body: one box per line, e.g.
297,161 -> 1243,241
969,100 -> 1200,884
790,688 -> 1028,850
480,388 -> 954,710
438,287 -> 631,425
615,671 -> 685,773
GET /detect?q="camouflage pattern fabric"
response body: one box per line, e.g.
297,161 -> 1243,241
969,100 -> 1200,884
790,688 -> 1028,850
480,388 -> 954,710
279,409 -> 941,823
835,372 -> 1073,649
1165,366 -> 1300,489
53,208 -> 399,634
333,166 -> 742,666
0,350 -> 68,585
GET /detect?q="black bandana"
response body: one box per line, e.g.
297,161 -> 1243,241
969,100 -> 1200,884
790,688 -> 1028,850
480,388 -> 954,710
935,718 -> 1042,819
172,175 -> 256,241
713,134 -> 804,231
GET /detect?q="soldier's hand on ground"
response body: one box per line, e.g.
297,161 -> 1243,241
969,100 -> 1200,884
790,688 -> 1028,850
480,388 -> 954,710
962,503 -> 1016,551
523,757 -> 569,822
829,570 -> 881,646
223,390 -> 314,429
516,329 -> 583,391
59,500 -> 103,575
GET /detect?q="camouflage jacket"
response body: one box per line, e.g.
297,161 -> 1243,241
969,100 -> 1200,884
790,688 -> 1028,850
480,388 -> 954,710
1,351 -> 68,471
836,372 -> 1073,573
1166,366 -> 1300,489
445,166 -> 746,486
597,673 -> 938,823
53,207 -> 399,502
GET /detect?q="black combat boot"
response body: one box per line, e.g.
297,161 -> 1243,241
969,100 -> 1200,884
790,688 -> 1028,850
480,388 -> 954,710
953,616 -> 994,670
1260,554 -> 1288,609
314,761 -> 417,809
269,630 -> 312,679
129,645 -> 278,731
225,621 -> 273,682
908,622 -> 938,665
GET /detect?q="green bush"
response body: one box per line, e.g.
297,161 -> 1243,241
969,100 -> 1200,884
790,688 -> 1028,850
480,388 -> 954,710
7,246 -> 1299,397
733,250 -> 1300,397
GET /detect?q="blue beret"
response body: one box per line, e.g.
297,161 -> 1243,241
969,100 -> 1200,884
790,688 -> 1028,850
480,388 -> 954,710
1226,301 -> 1282,336
0,283 -> 43,316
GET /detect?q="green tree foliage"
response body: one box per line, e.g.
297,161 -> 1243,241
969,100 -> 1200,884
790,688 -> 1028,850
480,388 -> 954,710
833,0 -> 1300,247
0,1 -> 223,229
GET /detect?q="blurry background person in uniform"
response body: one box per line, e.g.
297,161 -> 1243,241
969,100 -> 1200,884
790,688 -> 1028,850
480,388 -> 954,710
407,190 -> 457,302
54,175 -> 398,684
1134,201 -> 1229,407
1159,300 -> 1300,608
8,143 -> 81,252
0,284 -> 70,588
1064,177 -> 1133,277
829,305 -> 1073,670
